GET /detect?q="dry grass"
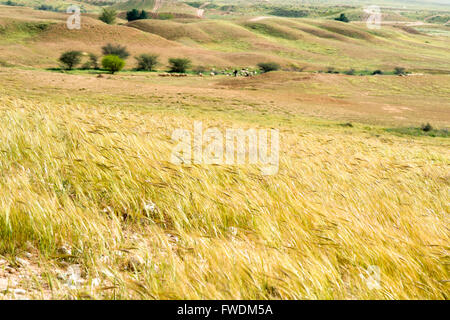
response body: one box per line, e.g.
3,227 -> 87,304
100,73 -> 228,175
0,84 -> 448,299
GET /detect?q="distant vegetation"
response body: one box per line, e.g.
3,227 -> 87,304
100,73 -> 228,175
126,9 -> 149,22
394,67 -> 407,75
2,0 -> 24,7
269,7 -> 309,18
386,124 -> 449,138
158,13 -> 174,20
82,53 -> 100,70
59,51 -> 82,70
258,62 -> 280,73
36,4 -> 59,12
168,58 -> 192,73
102,43 -> 130,60
102,55 -> 125,74
99,8 -> 117,25
335,13 -> 350,23
135,54 -> 159,71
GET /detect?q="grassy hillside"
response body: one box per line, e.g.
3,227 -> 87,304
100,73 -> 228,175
0,6 -> 448,72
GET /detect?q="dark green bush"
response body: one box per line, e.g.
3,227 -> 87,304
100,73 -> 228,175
372,70 -> 383,75
102,43 -> 130,60
168,58 -> 192,73
257,62 -> 280,73
59,51 -> 82,70
135,54 -> 159,71
126,9 -> 148,21
421,123 -> 433,132
394,67 -> 407,75
335,13 -> 349,23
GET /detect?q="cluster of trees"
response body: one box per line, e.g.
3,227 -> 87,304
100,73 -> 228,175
58,44 -> 129,74
58,44 -> 195,74
126,9 -> 148,21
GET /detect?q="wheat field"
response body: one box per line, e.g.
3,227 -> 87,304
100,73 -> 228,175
0,0 -> 449,301
0,90 -> 448,299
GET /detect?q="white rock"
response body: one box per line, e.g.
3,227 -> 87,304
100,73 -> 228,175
15,258 -> 30,267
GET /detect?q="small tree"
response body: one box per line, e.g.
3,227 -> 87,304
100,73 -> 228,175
59,51 -> 82,70
126,9 -> 140,21
88,53 -> 99,69
99,8 -> 117,25
258,62 -> 280,73
82,53 -> 100,70
394,67 -> 407,75
139,10 -> 148,19
335,13 -> 349,23
102,55 -> 125,74
126,9 -> 148,21
101,43 -> 130,60
168,58 -> 191,73
135,54 -> 159,71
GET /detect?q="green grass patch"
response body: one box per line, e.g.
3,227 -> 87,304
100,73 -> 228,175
385,126 -> 449,138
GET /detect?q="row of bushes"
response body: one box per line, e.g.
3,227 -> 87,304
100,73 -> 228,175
320,67 -> 408,76
59,44 -> 282,74
58,44 -> 192,74
98,8 -> 175,25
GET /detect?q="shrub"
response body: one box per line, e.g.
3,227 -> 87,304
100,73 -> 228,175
135,54 -> 159,71
326,67 -> 339,74
99,8 -> 117,25
126,9 -> 148,21
168,58 -> 192,73
101,43 -> 130,60
257,62 -> 280,73
394,67 -> 407,75
372,69 -> 383,75
102,55 -> 125,74
88,53 -> 99,69
335,13 -> 349,23
59,51 -> 82,70
344,68 -> 355,75
139,10 -> 148,19
81,53 -> 99,70
193,65 -> 208,74
421,123 -> 433,132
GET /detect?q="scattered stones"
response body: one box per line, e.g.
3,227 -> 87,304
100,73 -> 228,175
125,254 -> 145,271
0,278 -> 17,291
143,200 -> 157,214
13,289 -> 26,295
57,245 -> 72,256
15,257 -> 30,267
5,267 -> 16,274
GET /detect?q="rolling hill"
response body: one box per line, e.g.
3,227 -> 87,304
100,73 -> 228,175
0,4 -> 449,72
